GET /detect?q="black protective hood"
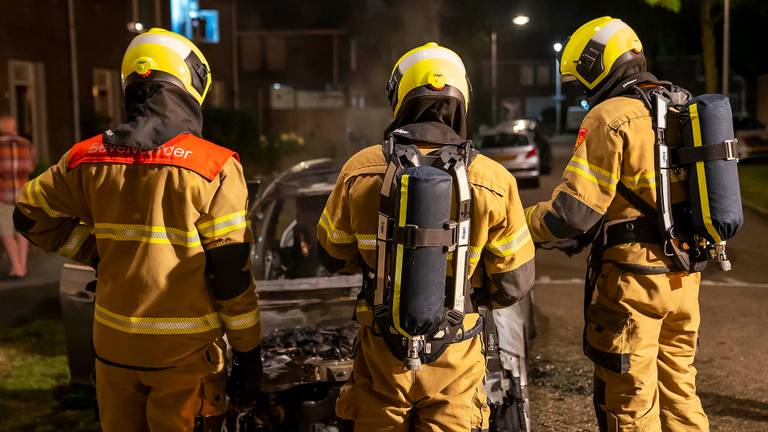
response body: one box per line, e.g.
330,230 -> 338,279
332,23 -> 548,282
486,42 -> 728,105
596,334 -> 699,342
384,97 -> 467,140
103,81 -> 202,150
585,58 -> 652,107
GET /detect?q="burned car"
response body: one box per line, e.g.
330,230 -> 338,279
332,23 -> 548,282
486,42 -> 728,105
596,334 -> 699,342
58,158 -> 534,431
248,158 -> 535,432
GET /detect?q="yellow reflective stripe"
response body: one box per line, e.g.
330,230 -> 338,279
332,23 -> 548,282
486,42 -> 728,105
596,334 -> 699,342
486,225 -> 532,257
690,104 -> 722,243
566,156 -> 618,190
392,174 -> 409,337
449,245 -> 482,264
355,234 -> 377,250
219,309 -> 260,331
319,209 -> 355,244
28,177 -> 68,218
621,172 -> 656,190
57,224 -> 91,259
468,246 -> 482,263
196,210 -> 247,238
94,223 -> 201,248
94,303 -> 221,335
621,171 -> 688,191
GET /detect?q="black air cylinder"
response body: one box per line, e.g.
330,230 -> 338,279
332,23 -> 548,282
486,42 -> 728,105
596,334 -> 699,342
389,165 -> 452,337
681,94 -> 743,243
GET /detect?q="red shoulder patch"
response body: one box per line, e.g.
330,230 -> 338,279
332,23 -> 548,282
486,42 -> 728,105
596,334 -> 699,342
67,133 -> 239,180
574,128 -> 589,151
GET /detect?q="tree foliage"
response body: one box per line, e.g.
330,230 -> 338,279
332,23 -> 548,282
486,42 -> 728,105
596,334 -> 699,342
644,0 -> 682,13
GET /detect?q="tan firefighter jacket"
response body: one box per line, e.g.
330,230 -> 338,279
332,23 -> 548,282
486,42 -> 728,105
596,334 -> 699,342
525,96 -> 689,269
317,142 -> 536,326
15,133 -> 260,368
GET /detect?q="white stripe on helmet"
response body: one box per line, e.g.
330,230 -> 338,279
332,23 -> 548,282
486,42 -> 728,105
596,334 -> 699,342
591,19 -> 628,45
127,33 -> 192,59
396,47 -> 466,76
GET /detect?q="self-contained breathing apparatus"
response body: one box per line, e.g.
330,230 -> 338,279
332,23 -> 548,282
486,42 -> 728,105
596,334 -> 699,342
579,84 -> 744,376
371,123 -> 482,371
618,83 -> 744,273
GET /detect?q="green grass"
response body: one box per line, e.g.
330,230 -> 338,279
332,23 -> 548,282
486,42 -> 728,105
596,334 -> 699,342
0,320 -> 98,432
739,163 -> 768,211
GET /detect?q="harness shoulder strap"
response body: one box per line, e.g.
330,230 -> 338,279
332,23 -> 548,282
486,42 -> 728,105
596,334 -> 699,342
616,181 -> 657,220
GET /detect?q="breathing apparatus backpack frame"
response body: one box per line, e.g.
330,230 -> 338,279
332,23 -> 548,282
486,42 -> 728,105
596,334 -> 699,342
373,131 -> 481,371
618,83 -> 743,273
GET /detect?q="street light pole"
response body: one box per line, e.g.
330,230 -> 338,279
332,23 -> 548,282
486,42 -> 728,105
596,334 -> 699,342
490,15 -> 528,126
553,42 -> 562,135
491,31 -> 498,125
722,0 -> 730,95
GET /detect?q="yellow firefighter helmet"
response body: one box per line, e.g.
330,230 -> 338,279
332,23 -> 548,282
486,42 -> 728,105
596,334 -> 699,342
121,28 -> 212,105
386,42 -> 470,118
560,17 -> 644,90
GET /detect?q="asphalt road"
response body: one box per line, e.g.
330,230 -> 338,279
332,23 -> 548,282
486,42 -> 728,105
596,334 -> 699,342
520,142 -> 768,431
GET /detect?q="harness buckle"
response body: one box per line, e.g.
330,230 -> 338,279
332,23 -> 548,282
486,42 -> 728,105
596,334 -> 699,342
724,139 -> 738,161
445,309 -> 464,327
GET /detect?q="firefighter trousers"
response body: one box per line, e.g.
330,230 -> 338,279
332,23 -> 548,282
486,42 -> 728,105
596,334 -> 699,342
336,317 -> 490,432
95,342 -> 227,432
585,262 -> 709,432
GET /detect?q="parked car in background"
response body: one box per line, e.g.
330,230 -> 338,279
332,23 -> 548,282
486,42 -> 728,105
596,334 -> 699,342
734,116 -> 768,160
477,119 -> 551,188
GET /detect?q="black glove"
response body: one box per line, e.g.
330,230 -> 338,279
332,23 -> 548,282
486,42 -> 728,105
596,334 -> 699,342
227,345 -> 263,406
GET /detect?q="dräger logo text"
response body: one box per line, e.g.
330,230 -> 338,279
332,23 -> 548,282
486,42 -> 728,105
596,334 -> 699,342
87,143 -> 193,159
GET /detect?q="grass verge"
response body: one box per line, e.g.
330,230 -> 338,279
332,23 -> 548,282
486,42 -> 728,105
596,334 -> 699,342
0,319 -> 98,432
739,163 -> 768,212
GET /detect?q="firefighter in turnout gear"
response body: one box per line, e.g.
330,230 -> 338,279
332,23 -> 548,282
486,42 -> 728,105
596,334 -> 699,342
14,29 -> 262,431
525,18 -> 710,431
317,42 -> 536,432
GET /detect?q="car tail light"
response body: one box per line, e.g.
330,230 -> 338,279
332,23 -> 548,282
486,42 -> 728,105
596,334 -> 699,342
526,147 -> 538,158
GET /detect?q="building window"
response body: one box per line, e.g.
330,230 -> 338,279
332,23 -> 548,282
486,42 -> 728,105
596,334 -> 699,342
8,60 -> 49,164
536,65 -> 550,86
266,37 -> 287,71
171,0 -> 220,43
520,65 -> 534,87
92,69 -> 122,128
241,36 -> 263,72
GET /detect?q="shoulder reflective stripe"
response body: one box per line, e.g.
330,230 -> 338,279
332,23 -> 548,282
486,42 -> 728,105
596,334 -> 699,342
219,309 -> 260,331
591,19 -> 628,45
486,225 -> 532,257
392,174 -> 409,337
319,209 -> 355,244
197,210 -> 247,238
94,223 -> 201,248
355,234 -> 377,250
127,33 -> 192,58
94,303 -> 221,335
27,177 -> 68,218
566,156 -> 619,190
57,224 -> 91,258
690,104 -> 722,243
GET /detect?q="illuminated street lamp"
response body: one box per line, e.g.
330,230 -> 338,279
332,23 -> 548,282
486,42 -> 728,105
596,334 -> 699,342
512,15 -> 530,26
553,42 -> 563,53
492,14 -> 530,124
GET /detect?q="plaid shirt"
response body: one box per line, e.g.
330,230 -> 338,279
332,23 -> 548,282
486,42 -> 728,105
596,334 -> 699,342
0,133 -> 35,205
